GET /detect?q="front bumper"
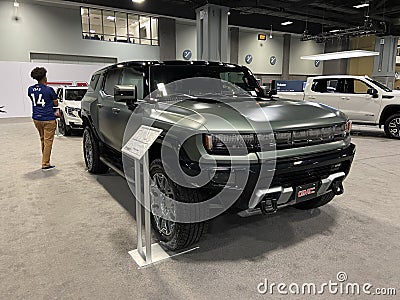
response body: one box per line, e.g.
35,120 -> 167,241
204,143 -> 356,211
66,116 -> 83,128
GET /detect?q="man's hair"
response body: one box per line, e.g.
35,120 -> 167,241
31,67 -> 47,82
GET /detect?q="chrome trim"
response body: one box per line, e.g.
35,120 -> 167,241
249,186 -> 283,209
247,172 -> 346,210
317,172 -> 346,196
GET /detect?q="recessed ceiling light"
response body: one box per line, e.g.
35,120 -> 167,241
281,21 -> 293,26
132,0 -> 146,3
353,3 -> 369,8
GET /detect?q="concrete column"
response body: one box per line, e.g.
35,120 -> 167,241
158,17 -> 176,61
282,34 -> 291,80
323,39 -> 350,75
229,27 -> 239,64
196,4 -> 229,62
372,36 -> 398,89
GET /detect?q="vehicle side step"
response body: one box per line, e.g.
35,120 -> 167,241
100,156 -> 126,178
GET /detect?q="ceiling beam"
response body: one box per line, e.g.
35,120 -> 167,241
234,7 -> 356,28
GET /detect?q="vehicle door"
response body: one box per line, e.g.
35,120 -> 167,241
112,66 -> 146,150
98,68 -> 122,149
305,78 -> 341,108
338,78 -> 382,123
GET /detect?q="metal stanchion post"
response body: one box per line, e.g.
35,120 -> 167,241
143,152 -> 152,264
135,158 -> 144,259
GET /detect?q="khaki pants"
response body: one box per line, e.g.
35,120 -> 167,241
33,120 -> 57,168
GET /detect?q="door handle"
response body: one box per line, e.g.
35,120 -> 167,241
112,107 -> 121,114
97,103 -> 104,108
308,96 -> 316,100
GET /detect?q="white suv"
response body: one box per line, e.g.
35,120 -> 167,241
56,86 -> 88,136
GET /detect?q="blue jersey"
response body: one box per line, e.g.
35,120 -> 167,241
28,84 -> 57,121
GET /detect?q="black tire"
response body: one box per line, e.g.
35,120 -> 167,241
149,159 -> 208,251
58,113 -> 71,136
293,192 -> 335,210
83,127 -> 108,174
384,114 -> 400,139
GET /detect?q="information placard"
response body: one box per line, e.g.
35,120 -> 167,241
122,125 -> 163,160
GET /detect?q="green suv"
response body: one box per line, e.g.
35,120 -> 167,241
81,61 -> 355,250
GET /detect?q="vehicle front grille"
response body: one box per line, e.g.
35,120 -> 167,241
273,124 -> 346,150
272,160 -> 351,188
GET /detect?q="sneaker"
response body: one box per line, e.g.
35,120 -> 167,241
42,165 -> 55,170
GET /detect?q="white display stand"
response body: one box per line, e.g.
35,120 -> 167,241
122,126 -> 198,268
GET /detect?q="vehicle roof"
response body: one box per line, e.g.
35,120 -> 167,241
94,61 -> 245,74
310,75 -> 371,80
62,86 -> 88,89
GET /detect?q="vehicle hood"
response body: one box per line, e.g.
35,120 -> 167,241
156,96 -> 347,133
63,100 -> 82,109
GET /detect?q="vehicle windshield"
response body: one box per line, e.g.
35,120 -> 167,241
65,89 -> 87,101
150,65 -> 261,100
366,78 -> 392,92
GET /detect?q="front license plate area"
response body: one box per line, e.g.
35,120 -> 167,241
296,182 -> 318,203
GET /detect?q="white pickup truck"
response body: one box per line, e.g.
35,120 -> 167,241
278,75 -> 400,139
56,86 -> 88,136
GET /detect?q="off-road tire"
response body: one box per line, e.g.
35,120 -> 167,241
293,192 -> 335,210
150,159 -> 208,251
58,113 -> 71,136
83,127 -> 108,174
384,113 -> 400,139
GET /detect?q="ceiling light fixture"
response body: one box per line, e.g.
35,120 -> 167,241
13,0 -> 19,7
329,29 -> 340,33
132,0 -> 146,3
281,21 -> 293,26
353,3 -> 369,9
301,50 -> 379,61
269,25 -> 273,39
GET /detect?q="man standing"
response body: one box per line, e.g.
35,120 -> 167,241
28,67 -> 58,170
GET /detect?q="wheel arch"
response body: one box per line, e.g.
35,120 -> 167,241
379,105 -> 400,126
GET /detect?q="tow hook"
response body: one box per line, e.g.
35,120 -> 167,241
332,179 -> 344,195
260,197 -> 278,215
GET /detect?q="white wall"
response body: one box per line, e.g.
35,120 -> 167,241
238,30 -> 284,74
289,37 -> 324,75
176,21 -> 197,60
0,62 -> 102,118
0,1 -> 160,63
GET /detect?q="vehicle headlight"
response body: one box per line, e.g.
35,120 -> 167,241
65,107 -> 80,117
345,120 -> 352,134
204,133 -> 258,154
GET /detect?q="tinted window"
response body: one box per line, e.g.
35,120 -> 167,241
121,68 -> 144,99
342,79 -> 372,94
65,89 -> 87,101
311,79 -> 340,93
150,66 -> 261,98
104,69 -> 121,95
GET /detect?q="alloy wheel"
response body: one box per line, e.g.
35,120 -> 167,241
84,131 -> 93,170
152,173 -> 176,237
388,117 -> 400,137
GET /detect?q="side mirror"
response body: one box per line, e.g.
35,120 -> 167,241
367,88 -> 379,98
114,85 -> 137,110
260,86 -> 277,97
